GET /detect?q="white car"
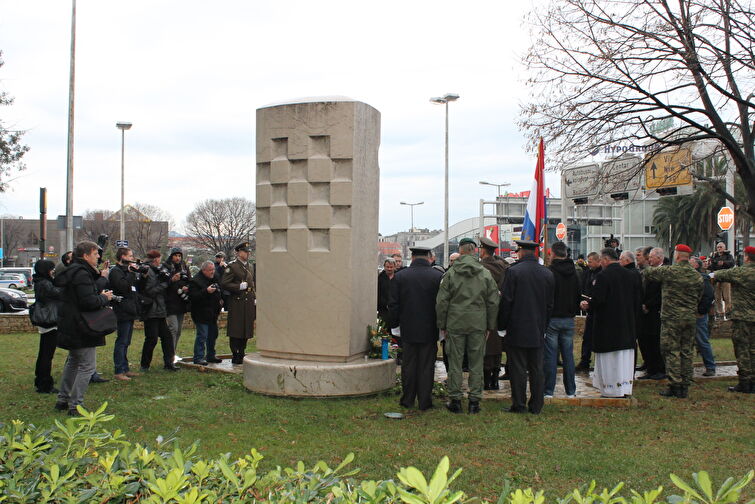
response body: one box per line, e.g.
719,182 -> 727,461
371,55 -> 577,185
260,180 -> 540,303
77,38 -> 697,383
0,273 -> 28,290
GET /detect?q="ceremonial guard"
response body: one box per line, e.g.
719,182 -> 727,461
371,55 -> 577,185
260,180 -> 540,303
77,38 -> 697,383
220,242 -> 256,364
642,244 -> 703,398
711,246 -> 755,393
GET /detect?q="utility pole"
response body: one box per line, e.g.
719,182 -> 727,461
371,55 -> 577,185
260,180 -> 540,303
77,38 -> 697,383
64,0 -> 77,252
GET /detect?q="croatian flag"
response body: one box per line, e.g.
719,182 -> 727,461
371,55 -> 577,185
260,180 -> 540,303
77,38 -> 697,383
521,138 -> 546,246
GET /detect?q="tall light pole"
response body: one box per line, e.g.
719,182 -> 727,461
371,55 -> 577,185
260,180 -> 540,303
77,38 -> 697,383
478,180 -> 510,196
430,93 -> 459,267
64,0 -> 77,252
116,122 -> 133,243
400,201 -> 424,232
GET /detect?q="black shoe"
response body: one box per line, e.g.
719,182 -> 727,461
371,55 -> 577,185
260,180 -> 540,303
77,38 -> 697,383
194,360 -> 209,366
54,401 -> 68,411
507,406 -> 526,413
659,384 -> 680,398
636,364 -> 647,372
140,366 -> 150,372
207,357 -> 223,363
446,399 -> 462,414
419,404 -> 434,411
468,401 -> 481,414
575,364 -> 590,374
728,380 -> 751,393
90,375 -> 109,383
498,373 -> 510,381
678,385 -> 689,398
163,364 -> 180,371
36,387 -> 59,394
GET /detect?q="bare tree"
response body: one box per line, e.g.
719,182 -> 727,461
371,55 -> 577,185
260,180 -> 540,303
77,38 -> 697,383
0,52 -> 30,192
521,0 -> 755,219
0,215 -> 24,262
81,209 -> 119,245
185,198 -> 256,257
129,203 -> 173,257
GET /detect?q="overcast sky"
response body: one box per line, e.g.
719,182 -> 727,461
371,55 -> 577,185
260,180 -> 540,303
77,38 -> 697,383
0,0 -> 567,236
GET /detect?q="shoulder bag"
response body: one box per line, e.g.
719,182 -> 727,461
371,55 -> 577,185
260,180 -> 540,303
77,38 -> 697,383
77,307 -> 118,338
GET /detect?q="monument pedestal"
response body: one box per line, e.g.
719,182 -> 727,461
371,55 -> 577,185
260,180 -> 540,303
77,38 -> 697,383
243,353 -> 396,397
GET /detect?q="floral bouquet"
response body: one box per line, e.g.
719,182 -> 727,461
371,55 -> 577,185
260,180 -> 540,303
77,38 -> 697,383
367,318 -> 398,359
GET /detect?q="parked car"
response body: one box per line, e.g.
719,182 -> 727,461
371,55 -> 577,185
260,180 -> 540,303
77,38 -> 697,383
0,273 -> 28,290
0,267 -> 33,287
0,288 -> 28,312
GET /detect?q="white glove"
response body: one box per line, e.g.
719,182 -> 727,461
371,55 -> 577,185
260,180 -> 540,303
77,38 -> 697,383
239,281 -> 248,290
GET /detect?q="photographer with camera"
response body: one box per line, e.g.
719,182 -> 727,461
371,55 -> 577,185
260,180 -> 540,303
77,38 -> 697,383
164,247 -> 192,354
109,247 -> 142,381
189,261 -> 223,365
139,250 -> 179,372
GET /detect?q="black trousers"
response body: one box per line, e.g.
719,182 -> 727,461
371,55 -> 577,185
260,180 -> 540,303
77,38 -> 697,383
507,345 -> 544,413
578,313 -> 594,367
35,329 -> 58,392
638,331 -> 665,374
229,337 -> 247,355
400,341 -> 437,409
141,318 -> 175,368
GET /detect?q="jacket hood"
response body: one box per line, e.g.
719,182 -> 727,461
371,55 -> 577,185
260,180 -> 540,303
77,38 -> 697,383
54,259 -> 95,288
550,258 -> 576,277
453,254 -> 486,277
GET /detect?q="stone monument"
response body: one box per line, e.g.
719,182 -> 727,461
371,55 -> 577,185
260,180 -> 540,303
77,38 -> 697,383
246,97 -> 396,396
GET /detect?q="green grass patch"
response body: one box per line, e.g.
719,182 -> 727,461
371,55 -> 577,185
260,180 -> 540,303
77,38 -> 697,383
1,331 -> 752,500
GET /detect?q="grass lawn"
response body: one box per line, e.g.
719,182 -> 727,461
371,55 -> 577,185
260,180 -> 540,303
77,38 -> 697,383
1,331 -> 752,501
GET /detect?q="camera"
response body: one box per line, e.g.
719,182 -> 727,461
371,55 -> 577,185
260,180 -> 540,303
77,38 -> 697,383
126,259 -> 151,275
209,283 -> 220,290
111,295 -> 124,303
155,264 -> 172,282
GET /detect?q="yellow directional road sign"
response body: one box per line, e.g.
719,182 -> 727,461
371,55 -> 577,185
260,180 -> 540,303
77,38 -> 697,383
644,148 -> 693,189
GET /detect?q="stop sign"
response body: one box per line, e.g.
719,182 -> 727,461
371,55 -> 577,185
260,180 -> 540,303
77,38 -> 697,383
717,207 -> 734,230
555,222 -> 567,241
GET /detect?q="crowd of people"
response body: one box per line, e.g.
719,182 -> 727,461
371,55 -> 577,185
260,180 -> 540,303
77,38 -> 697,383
30,241 -> 257,416
380,238 -> 755,414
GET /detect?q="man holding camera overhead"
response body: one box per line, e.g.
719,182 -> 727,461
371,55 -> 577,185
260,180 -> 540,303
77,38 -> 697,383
109,247 -> 142,381
164,247 -> 192,353
221,242 -> 256,364
189,261 -> 223,365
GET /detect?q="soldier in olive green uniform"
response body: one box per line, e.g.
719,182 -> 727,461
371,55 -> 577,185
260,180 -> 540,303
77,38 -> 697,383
220,242 -> 256,364
642,244 -> 702,398
712,246 -> 755,393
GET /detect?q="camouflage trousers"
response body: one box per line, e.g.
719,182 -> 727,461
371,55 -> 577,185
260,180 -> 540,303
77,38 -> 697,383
660,319 -> 696,386
731,320 -> 754,382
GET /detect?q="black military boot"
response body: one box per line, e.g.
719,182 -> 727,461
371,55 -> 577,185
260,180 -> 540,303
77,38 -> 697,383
468,401 -> 481,414
445,399 -> 462,414
728,379 -> 751,393
678,385 -> 689,398
659,384 -> 680,398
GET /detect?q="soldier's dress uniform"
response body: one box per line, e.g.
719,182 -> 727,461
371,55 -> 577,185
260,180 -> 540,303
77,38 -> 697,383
712,249 -> 755,393
220,243 -> 256,364
643,245 -> 703,398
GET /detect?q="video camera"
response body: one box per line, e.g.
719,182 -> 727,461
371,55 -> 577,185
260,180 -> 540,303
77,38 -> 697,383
124,259 -> 151,275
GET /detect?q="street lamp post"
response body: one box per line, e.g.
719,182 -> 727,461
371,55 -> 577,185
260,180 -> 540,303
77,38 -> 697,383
478,180 -> 511,196
400,201 -> 424,232
116,122 -> 133,243
430,93 -> 459,267
64,0 -> 77,253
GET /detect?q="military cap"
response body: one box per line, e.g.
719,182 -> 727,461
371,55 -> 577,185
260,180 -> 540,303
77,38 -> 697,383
745,246 -> 755,255
409,246 -> 432,256
479,236 -> 498,249
235,242 -> 251,252
215,251 -> 225,258
514,239 -> 539,250
459,237 -> 477,247
675,244 -> 693,253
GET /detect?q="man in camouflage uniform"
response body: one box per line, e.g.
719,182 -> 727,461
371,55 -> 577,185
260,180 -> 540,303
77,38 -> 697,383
642,244 -> 703,398
711,246 -> 755,393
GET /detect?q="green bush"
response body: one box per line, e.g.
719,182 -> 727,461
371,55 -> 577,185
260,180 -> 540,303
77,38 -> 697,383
0,403 -> 751,503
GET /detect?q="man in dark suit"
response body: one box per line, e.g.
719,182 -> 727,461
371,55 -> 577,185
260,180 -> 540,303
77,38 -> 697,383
498,240 -> 554,414
389,246 -> 443,410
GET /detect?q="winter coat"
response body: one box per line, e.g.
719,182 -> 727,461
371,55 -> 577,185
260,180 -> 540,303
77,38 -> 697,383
590,262 -> 641,353
189,272 -> 222,324
377,269 -> 394,323
388,258 -> 443,344
220,259 -> 256,340
709,250 -> 735,272
480,255 -> 508,355
549,258 -> 581,318
436,254 -> 499,335
108,263 -> 140,322
697,271 -> 715,315
497,255 -> 554,348
32,275 -> 64,327
164,260 -> 191,315
53,258 -> 111,350
142,266 -> 168,319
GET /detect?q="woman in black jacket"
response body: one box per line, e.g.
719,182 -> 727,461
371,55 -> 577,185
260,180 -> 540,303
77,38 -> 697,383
32,260 -> 64,393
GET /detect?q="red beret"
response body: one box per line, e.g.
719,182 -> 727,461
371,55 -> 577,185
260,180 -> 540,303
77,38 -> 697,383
745,246 -> 755,255
675,244 -> 693,253
699,256 -> 707,260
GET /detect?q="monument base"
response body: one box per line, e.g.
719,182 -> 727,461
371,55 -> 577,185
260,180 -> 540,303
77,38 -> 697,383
243,352 -> 397,397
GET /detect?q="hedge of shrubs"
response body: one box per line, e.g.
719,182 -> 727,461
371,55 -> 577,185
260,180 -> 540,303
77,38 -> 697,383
0,403 -> 751,503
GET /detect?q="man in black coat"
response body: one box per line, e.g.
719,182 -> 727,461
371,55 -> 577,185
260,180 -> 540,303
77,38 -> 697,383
576,252 -> 602,373
109,247 -> 142,381
53,241 -> 114,416
581,248 -> 641,397
638,247 -> 666,380
498,240 -> 554,414
388,246 -> 443,410
189,261 -> 224,365
164,247 -> 191,353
